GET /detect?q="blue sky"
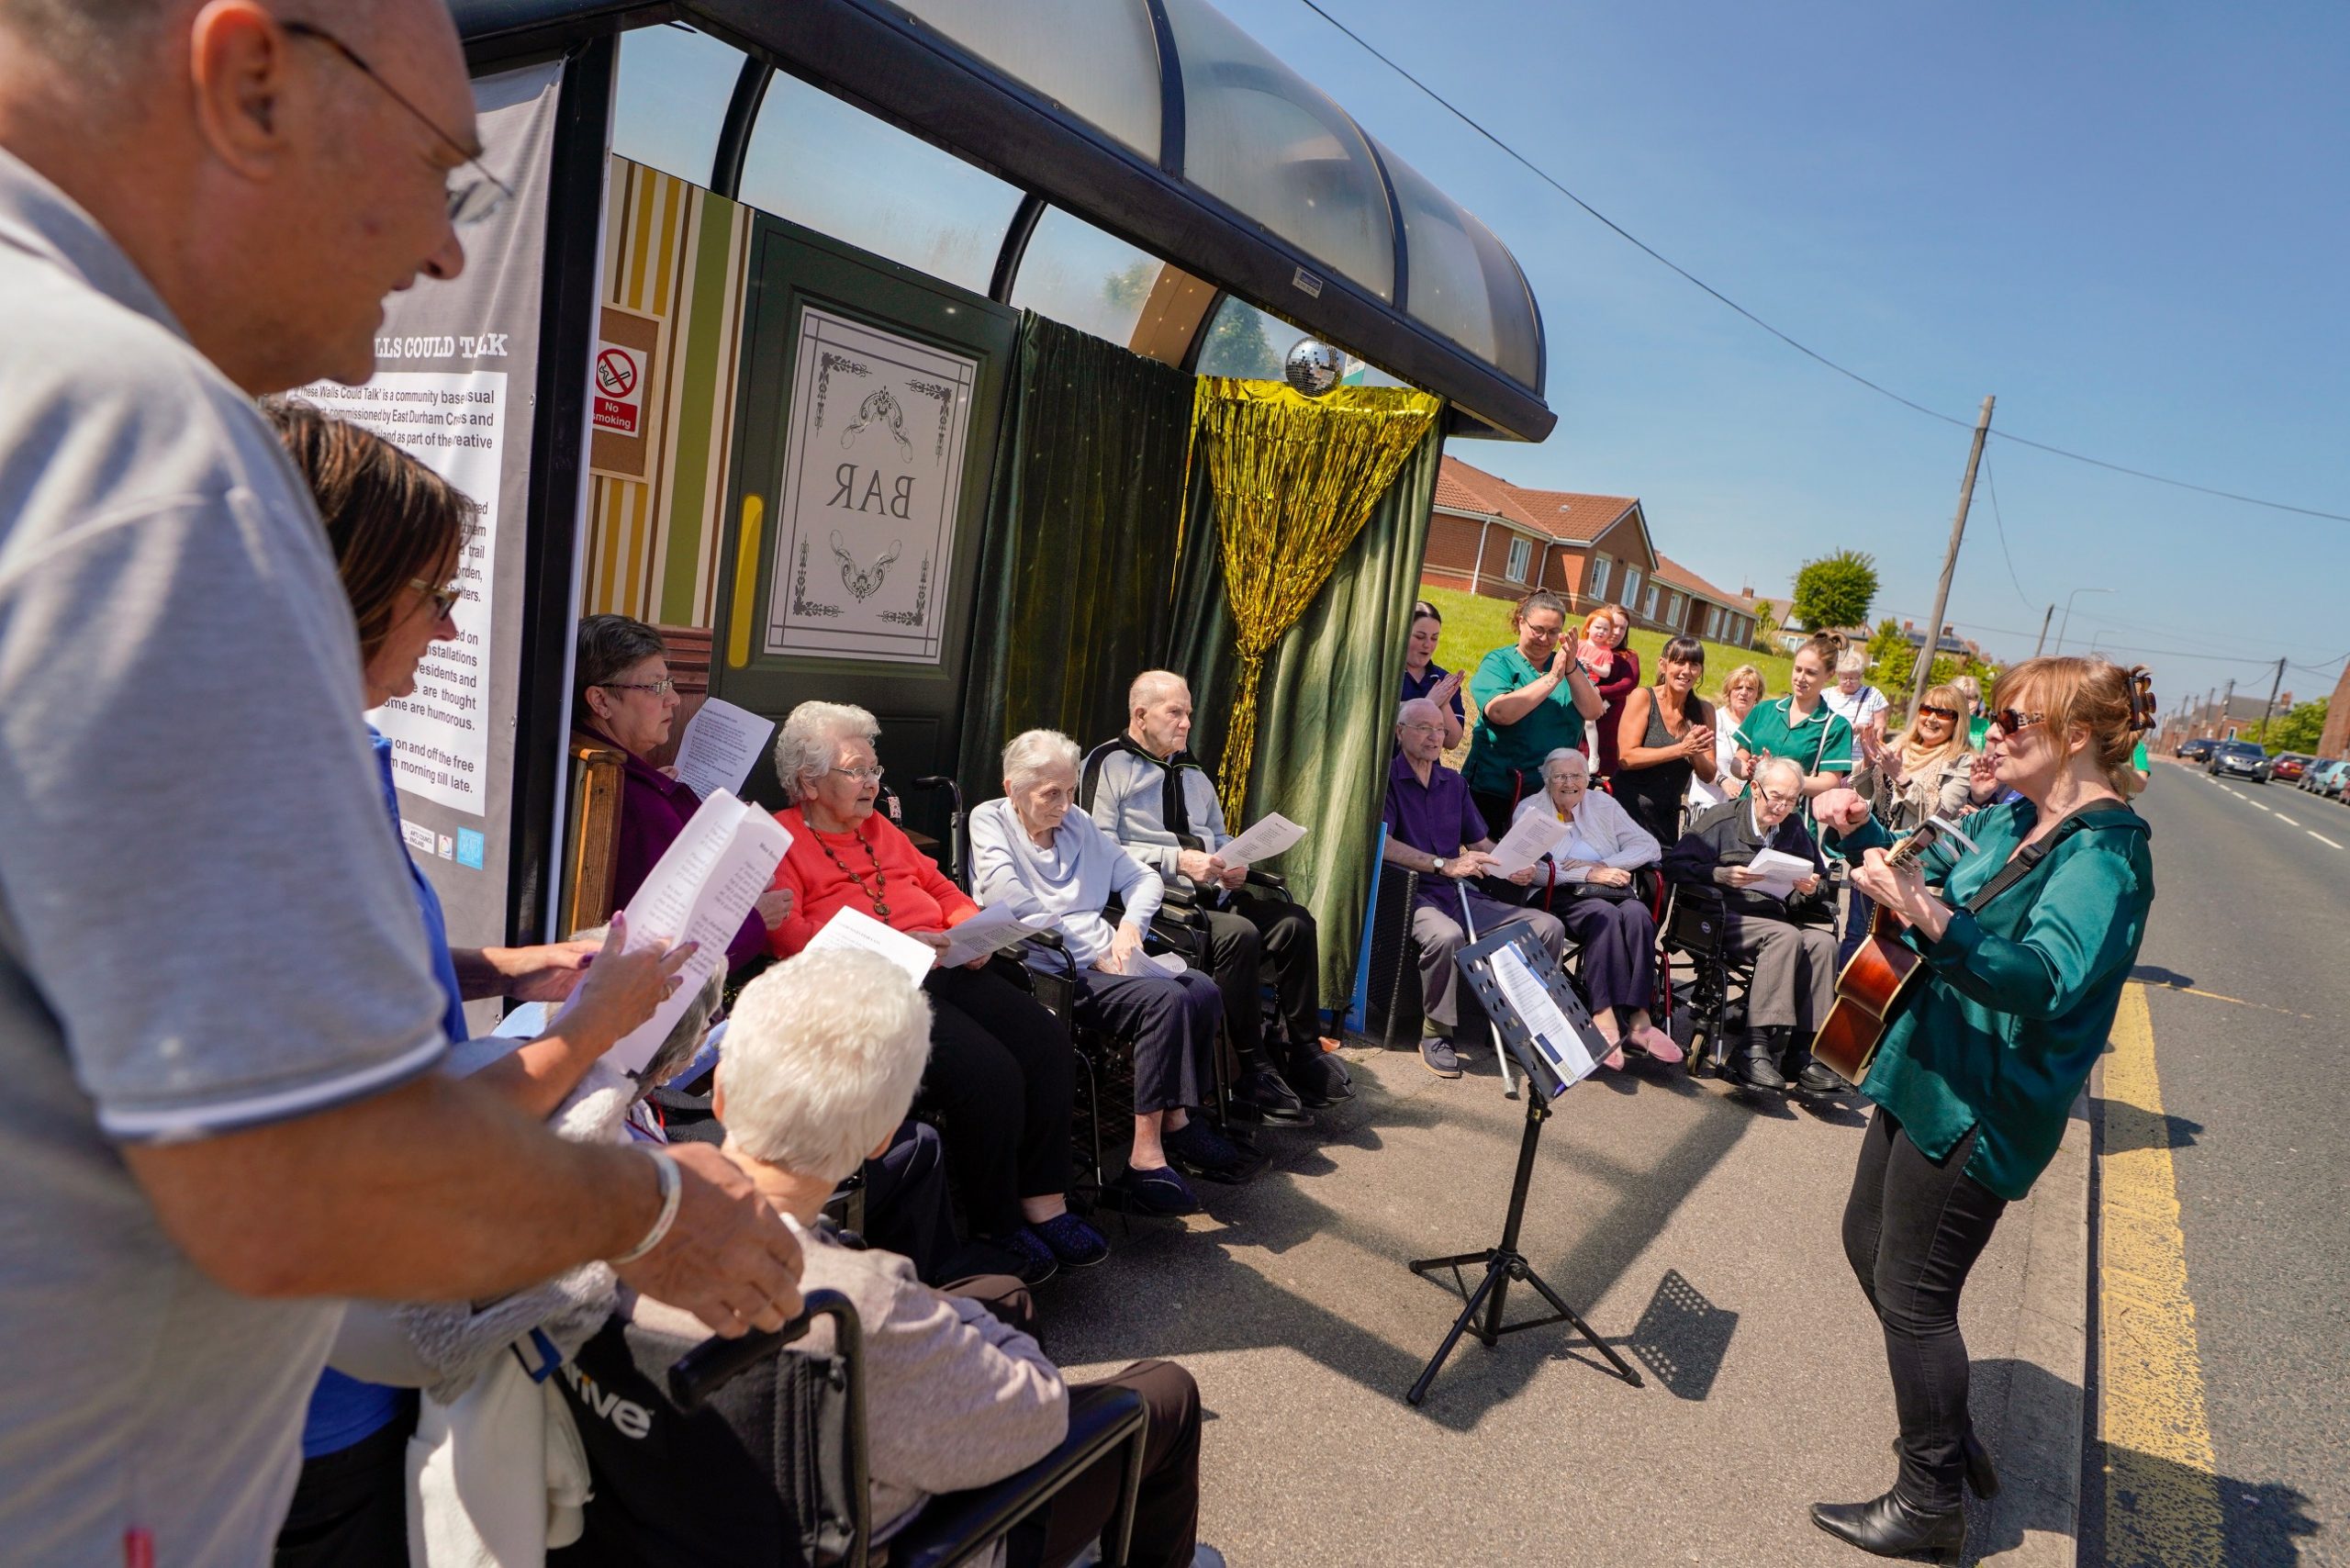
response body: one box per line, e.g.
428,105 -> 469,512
1232,0 -> 2350,714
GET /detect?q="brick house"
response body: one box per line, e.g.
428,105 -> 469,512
1651,554 -> 1759,648
1421,456 -> 1669,625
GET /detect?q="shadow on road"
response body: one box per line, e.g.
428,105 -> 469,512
1618,1267 -> 1736,1400
2130,963 -> 2198,990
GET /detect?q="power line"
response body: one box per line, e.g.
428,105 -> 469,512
1977,453 -> 2035,611
1293,0 -> 2350,526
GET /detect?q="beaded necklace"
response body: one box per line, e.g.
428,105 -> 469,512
812,821 -> 889,921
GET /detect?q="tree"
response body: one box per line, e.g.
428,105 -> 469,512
1792,550 -> 1879,633
1751,599 -> 1780,648
2245,698 -> 2327,755
1867,618 -> 1907,666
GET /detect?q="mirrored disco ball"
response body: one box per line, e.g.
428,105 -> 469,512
1284,338 -> 1343,397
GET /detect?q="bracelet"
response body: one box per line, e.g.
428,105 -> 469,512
610,1148 -> 682,1266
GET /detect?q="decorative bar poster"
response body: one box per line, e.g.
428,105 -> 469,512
763,306 -> 976,664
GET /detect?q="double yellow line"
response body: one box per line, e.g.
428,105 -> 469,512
2098,982 -> 2223,1564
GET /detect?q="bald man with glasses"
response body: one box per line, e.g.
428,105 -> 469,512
1663,756 -> 1844,1093
0,6 -> 799,1560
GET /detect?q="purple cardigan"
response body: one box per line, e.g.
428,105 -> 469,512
611,746 -> 766,969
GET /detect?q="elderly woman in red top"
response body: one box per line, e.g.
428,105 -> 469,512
766,701 -> 1104,1283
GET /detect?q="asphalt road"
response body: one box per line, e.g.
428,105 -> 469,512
2085,763 -> 2350,1566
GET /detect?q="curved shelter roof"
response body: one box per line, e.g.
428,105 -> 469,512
453,0 -> 1553,440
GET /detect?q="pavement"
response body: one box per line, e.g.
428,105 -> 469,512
2081,763 -> 2348,1567
1036,1007 -> 2094,1567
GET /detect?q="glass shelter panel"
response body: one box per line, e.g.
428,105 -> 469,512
612,23 -> 744,189
1158,0 -> 1394,302
1376,140 -> 1541,387
741,75 -> 1024,297
893,0 -> 1163,162
1010,207 -> 1170,349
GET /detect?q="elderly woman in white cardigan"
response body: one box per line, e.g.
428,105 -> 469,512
969,729 -> 1255,1215
1510,747 -> 1681,1068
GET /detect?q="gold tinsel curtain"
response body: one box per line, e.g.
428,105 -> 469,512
1191,377 -> 1441,815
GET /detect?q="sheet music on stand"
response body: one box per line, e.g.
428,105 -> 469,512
1451,926 -> 1611,1101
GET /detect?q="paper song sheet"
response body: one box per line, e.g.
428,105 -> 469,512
1136,949 -> 1188,978
671,698 -> 777,803
1490,944 -> 1597,1089
588,790 -> 790,1074
1218,812 -> 1307,866
1486,809 -> 1571,877
803,905 -> 938,987
1745,847 -> 1817,900
936,902 -> 1057,969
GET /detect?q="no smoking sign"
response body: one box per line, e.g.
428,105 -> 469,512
592,342 -> 643,435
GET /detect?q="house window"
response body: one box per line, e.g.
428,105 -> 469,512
1590,555 -> 1612,599
1505,536 -> 1532,583
1619,567 -> 1640,609
1666,592 -> 1683,624
1643,584 -> 1660,620
1702,606 -> 1718,639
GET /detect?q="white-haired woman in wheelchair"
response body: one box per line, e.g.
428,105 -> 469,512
763,700 -> 1101,1286
970,729 -> 1256,1215
1511,747 -> 1680,1069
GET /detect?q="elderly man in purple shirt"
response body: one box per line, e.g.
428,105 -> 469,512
1382,699 -> 1567,1078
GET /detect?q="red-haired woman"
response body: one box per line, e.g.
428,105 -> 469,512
1809,658 -> 2156,1561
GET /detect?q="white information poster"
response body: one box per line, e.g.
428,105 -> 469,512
298,372 -> 509,820
764,307 -> 977,664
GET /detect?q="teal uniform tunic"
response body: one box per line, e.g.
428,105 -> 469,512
1464,644 -> 1586,796
1733,695 -> 1854,784
1830,800 -> 2154,1200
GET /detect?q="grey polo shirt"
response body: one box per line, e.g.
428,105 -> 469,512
0,149 -> 451,1563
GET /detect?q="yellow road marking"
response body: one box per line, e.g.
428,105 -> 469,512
2133,980 -> 2316,1023
2100,982 -> 2223,1566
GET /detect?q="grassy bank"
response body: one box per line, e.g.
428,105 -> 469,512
1416,584 -> 1795,700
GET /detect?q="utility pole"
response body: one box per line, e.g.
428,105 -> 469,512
2221,678 -> 2236,739
2030,603 -> 2053,659
2254,656 -> 2287,745
1909,394 -> 1995,722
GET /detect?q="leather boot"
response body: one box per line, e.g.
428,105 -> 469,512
1784,1032 -> 1848,1095
1809,1489 -> 1965,1562
1731,1026 -> 1789,1092
1890,1430 -> 2000,1499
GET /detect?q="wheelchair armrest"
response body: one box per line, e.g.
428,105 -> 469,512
1156,875 -> 1206,912
1243,868 -> 1290,896
888,1385 -> 1148,1568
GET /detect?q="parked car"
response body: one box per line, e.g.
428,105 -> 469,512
2178,737 -> 2218,762
2207,741 -> 2272,782
2271,753 -> 2314,783
2310,760 -> 2350,800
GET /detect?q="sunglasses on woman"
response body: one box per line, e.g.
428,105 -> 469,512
1988,708 -> 2044,734
1918,704 -> 1959,721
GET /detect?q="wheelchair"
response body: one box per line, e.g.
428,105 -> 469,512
554,1286 -> 1149,1568
1658,879 -> 1838,1080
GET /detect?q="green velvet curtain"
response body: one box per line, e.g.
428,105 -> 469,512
957,313 -> 1196,796
1170,409 -> 1447,1008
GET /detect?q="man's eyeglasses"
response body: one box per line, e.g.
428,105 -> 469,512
281,21 -> 513,226
408,577 -> 462,618
601,677 -> 677,698
1756,787 -> 1800,807
1918,704 -> 1960,722
1989,709 -> 2045,734
830,765 -> 886,785
1398,722 -> 1446,736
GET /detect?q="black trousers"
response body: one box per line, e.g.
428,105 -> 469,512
1201,890 -> 1323,1070
922,965 -> 1075,1238
1841,1109 -> 2009,1512
273,1413 -> 415,1568
1035,1361 -> 1203,1568
1068,966 -> 1218,1114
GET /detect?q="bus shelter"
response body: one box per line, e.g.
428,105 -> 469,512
354,0 -> 1553,1017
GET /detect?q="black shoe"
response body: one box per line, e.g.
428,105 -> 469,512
1290,1052 -> 1353,1107
1237,1065 -> 1310,1126
1892,1432 -> 1999,1499
1809,1490 -> 1965,1562
1164,1118 -> 1266,1183
1796,1060 -> 1850,1095
1730,1045 -> 1789,1092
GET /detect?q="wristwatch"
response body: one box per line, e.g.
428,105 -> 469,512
1433,857 -> 1449,877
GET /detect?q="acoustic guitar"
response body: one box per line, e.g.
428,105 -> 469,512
1813,813 -> 1977,1086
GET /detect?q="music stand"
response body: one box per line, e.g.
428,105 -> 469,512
1404,924 -> 1645,1406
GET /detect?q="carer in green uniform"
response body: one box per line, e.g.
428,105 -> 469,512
1807,656 -> 2156,1562
1461,590 -> 1600,838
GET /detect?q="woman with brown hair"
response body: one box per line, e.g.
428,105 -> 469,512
1809,658 -> 2157,1561
263,399 -> 687,1568
1612,633 -> 1716,848
1731,631 -> 1855,798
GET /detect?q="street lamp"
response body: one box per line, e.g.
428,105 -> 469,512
2053,587 -> 2113,655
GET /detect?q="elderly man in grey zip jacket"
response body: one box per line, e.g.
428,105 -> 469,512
1083,671 -> 1351,1121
